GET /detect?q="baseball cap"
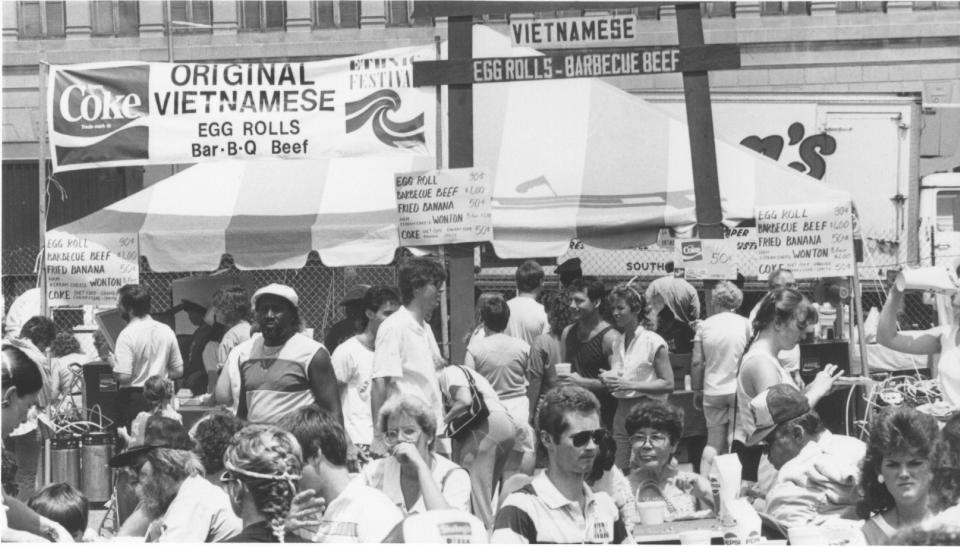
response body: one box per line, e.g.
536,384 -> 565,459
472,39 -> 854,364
555,257 -> 582,274
109,416 -> 193,467
180,298 -> 207,314
745,383 -> 811,446
382,510 -> 488,543
251,283 -> 299,309
339,284 -> 371,305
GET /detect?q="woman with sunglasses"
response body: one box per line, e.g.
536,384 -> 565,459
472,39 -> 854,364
221,424 -> 307,543
733,288 -> 843,484
359,394 -> 471,516
625,399 -> 715,521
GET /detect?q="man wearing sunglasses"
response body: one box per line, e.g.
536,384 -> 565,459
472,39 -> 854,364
492,386 -> 631,544
746,384 -> 865,529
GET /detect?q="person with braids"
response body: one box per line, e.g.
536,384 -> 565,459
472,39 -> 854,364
857,406 -> 939,545
221,424 -> 308,543
560,277 -> 619,431
527,289 -> 572,421
601,281 -> 673,471
732,288 -> 843,483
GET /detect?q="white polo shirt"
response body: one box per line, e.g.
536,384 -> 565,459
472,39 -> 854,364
372,305 -> 446,429
492,471 -> 630,544
113,315 -> 183,388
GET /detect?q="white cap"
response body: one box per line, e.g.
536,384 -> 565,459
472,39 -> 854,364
251,283 -> 299,309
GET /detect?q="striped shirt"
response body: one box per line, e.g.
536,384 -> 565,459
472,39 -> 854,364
237,333 -> 325,424
492,472 -> 629,544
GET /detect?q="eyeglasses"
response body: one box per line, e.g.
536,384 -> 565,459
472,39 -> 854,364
631,433 -> 671,447
570,429 -> 606,448
384,426 -> 422,444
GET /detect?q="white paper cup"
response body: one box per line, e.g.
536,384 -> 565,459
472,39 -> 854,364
679,530 -> 712,545
636,500 -> 667,525
895,267 -> 959,293
555,362 -> 572,377
787,526 -> 826,546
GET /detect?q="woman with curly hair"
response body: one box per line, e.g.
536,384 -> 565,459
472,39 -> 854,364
191,411 -> 245,488
857,406 -> 939,545
527,289 -> 572,422
222,424 -> 306,543
625,399 -> 714,521
602,282 -> 673,471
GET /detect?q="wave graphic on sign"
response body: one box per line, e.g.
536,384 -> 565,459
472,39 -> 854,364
345,90 -> 424,150
52,117 -> 151,147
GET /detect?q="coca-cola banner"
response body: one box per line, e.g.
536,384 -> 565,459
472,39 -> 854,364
47,44 -> 436,173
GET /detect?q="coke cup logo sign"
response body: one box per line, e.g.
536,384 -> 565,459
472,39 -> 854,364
681,241 -> 703,261
53,65 -> 149,136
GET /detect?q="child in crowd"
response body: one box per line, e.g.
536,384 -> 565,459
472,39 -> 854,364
27,483 -> 90,542
119,375 -> 181,447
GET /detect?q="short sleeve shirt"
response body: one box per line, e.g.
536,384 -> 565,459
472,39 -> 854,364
372,306 -> 446,429
217,321 -> 251,371
237,333 -> 325,424
465,333 -> 530,401
505,296 -> 549,347
310,479 -> 404,543
147,475 -> 242,542
610,326 -> 668,400
113,316 -> 183,388
695,312 -> 751,396
331,336 -> 375,446
438,365 -> 507,414
492,471 -> 629,544
359,453 -> 471,515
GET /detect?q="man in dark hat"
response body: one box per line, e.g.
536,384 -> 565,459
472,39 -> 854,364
324,284 -> 371,354
555,258 -> 583,289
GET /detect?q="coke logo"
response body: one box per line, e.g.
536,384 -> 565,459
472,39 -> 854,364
58,84 -> 144,123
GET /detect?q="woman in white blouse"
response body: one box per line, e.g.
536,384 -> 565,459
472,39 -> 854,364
602,282 -> 674,471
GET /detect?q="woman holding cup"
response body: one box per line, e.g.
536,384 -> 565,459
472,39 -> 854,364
601,281 -> 674,471
625,399 -> 715,521
877,271 -> 960,407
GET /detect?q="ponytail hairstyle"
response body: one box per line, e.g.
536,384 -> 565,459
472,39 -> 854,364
2,340 -> 45,400
223,424 -> 303,542
750,288 -> 818,339
142,375 -> 174,414
541,289 -> 573,340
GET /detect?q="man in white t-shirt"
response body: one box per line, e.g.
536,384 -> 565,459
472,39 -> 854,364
279,405 -> 404,543
331,285 -> 400,464
371,257 -> 447,456
113,284 -> 183,429
505,260 -> 549,347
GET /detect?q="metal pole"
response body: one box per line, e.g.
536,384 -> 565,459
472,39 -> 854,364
435,36 -> 450,361
166,0 -> 174,62
38,61 -> 49,317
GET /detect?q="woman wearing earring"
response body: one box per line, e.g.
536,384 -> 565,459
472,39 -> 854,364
857,406 -> 939,545
733,289 -> 843,483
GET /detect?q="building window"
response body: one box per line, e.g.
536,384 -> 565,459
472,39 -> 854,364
239,0 -> 285,31
91,0 -> 139,36
169,0 -> 212,33
703,2 -> 734,17
313,1 -> 359,29
761,1 -> 811,15
17,1 -> 65,39
836,1 -> 885,12
387,0 -> 431,26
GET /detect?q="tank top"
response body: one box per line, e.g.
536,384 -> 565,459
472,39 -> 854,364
733,348 -> 797,444
938,325 -> 960,407
566,325 -> 614,378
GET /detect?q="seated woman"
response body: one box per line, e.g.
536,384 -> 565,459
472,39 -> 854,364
191,410 -> 245,489
359,394 -> 472,516
857,406 -> 939,545
625,399 -> 715,521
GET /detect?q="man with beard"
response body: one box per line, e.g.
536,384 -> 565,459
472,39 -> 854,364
491,386 -> 630,544
109,442 -> 241,541
370,257 -> 447,456
236,284 -> 341,424
113,285 -> 183,429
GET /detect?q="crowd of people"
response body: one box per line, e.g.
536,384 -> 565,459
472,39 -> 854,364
2,256 -> 960,544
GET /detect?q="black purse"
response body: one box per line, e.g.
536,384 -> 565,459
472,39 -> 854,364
445,366 -> 490,440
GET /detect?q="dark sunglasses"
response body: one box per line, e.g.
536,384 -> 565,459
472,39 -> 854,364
570,428 -> 607,447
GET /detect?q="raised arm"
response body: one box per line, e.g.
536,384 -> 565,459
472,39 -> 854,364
877,286 -> 942,355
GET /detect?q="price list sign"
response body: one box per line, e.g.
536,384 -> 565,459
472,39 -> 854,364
44,230 -> 140,306
756,202 -> 854,279
394,168 -> 492,246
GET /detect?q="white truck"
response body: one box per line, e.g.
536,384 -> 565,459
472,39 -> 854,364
919,171 -> 960,271
550,92 -> 928,281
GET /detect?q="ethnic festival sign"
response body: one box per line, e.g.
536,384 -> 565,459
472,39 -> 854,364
47,44 -> 436,172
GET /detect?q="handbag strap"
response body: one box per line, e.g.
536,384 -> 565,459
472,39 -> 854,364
457,365 -> 480,396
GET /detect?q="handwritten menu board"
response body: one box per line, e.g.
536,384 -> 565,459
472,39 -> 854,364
756,202 -> 854,279
680,238 -> 737,280
395,168 -> 492,246
44,230 -> 139,306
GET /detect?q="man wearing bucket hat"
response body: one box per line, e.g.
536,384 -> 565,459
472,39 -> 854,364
746,384 -> 865,528
325,284 -> 371,354
233,283 -> 341,425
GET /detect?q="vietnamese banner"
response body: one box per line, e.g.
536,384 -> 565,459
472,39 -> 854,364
44,230 -> 139,306
395,168 -> 492,246
47,44 -> 436,172
756,202 -> 854,279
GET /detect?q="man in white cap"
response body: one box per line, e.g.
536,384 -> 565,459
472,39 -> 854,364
233,283 -> 341,424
